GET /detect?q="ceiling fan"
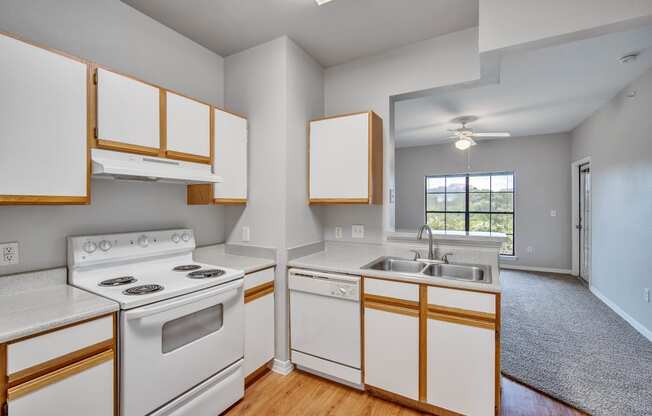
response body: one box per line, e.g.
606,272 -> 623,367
448,116 -> 511,150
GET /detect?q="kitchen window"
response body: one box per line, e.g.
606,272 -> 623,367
425,172 -> 514,255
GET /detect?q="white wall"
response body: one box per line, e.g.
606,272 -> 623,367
571,68 -> 652,334
223,37 -> 288,248
0,0 -> 225,275
321,28 -> 481,242
396,134 -> 572,270
223,36 -> 325,363
285,39 -> 324,248
479,0 -> 652,54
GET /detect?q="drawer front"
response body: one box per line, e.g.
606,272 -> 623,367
364,278 -> 419,302
244,267 -> 274,290
8,351 -> 114,416
427,286 -> 496,314
7,315 -> 113,374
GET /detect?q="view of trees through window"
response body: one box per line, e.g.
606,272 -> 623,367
425,172 -> 514,255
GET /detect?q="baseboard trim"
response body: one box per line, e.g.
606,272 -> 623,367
270,359 -> 294,376
500,264 -> 572,275
590,285 -> 652,342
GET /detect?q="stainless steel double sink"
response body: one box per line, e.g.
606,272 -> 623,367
361,256 -> 491,283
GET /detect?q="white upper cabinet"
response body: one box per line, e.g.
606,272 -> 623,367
309,111 -> 383,205
95,67 -> 160,155
213,108 -> 247,203
0,34 -> 88,204
165,91 -> 211,163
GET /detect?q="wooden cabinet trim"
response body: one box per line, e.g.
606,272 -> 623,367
1,343 -> 6,409
7,349 -> 113,401
165,150 -> 211,164
0,196 -> 89,205
310,111 -> 370,122
309,198 -> 370,205
7,339 -> 113,388
244,281 -> 275,304
159,89 -> 167,157
363,294 -> 419,310
418,285 -> 427,402
366,385 -> 464,416
427,304 -> 496,322
214,198 -> 248,205
427,311 -> 496,331
364,300 -> 419,318
96,139 -> 160,156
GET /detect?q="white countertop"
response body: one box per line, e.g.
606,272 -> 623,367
0,268 -> 118,343
288,241 -> 501,293
194,245 -> 276,274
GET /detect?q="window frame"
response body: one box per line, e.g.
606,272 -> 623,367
424,172 -> 515,256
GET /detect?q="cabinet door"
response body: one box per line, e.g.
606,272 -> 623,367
309,113 -> 369,202
0,34 -> 88,204
96,67 -> 160,155
364,307 -> 419,400
8,351 -> 114,416
165,91 -> 211,163
427,319 -> 495,416
244,292 -> 275,377
213,109 -> 247,203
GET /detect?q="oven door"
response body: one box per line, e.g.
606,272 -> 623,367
121,279 -> 244,416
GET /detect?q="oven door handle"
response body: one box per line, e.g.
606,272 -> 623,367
126,279 -> 243,320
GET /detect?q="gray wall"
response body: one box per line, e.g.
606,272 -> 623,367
321,28 -> 481,242
396,133 -> 572,270
0,0 -> 225,275
571,68 -> 652,333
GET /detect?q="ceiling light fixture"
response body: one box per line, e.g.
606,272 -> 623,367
315,0 -> 335,5
455,138 -> 473,150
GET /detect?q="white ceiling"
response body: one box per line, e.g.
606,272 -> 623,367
121,0 -> 478,67
394,24 -> 652,148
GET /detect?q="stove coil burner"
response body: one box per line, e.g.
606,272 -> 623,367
99,276 -> 137,287
123,284 -> 164,296
187,269 -> 226,279
173,264 -> 202,272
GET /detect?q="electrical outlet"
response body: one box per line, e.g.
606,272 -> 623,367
335,227 -> 343,239
645,288 -> 650,303
550,210 -> 557,217
242,226 -> 250,242
352,225 -> 364,239
526,246 -> 534,254
1,242 -> 20,266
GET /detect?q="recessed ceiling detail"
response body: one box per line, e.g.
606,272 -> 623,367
394,24 -> 652,148
121,0 -> 478,66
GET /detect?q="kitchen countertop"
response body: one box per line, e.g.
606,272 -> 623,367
194,244 -> 276,274
288,241 -> 501,293
0,268 -> 118,343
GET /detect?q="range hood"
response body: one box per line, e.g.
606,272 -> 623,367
91,148 -> 222,184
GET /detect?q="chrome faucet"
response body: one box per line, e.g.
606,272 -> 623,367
441,253 -> 454,264
417,224 -> 436,260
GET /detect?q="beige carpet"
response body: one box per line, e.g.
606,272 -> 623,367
500,270 -> 652,416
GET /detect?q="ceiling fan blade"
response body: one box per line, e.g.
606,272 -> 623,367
471,132 -> 511,137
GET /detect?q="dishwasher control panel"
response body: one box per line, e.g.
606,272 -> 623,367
328,282 -> 358,299
288,269 -> 360,302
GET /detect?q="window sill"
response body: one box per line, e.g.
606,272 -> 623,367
499,255 -> 518,261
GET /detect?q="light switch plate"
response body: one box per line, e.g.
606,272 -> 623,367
1,242 -> 20,266
550,210 -> 557,217
335,227 -> 343,239
352,225 -> 364,239
242,227 -> 250,242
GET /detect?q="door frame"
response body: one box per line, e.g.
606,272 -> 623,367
571,156 -> 591,277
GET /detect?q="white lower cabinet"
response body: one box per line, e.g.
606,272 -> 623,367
427,319 -> 495,416
8,352 -> 114,416
244,292 -> 275,377
364,308 -> 419,400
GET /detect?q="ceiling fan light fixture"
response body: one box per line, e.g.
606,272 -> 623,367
455,138 -> 473,150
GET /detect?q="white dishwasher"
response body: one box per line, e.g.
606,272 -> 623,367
289,268 -> 362,389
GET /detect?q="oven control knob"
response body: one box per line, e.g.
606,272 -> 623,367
171,233 -> 181,243
82,241 -> 97,254
99,240 -> 112,252
181,232 -> 191,242
137,235 -> 149,248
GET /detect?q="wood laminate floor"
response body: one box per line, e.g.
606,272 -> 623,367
225,370 -> 587,416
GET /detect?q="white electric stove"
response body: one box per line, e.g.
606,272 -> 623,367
68,229 -> 245,416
